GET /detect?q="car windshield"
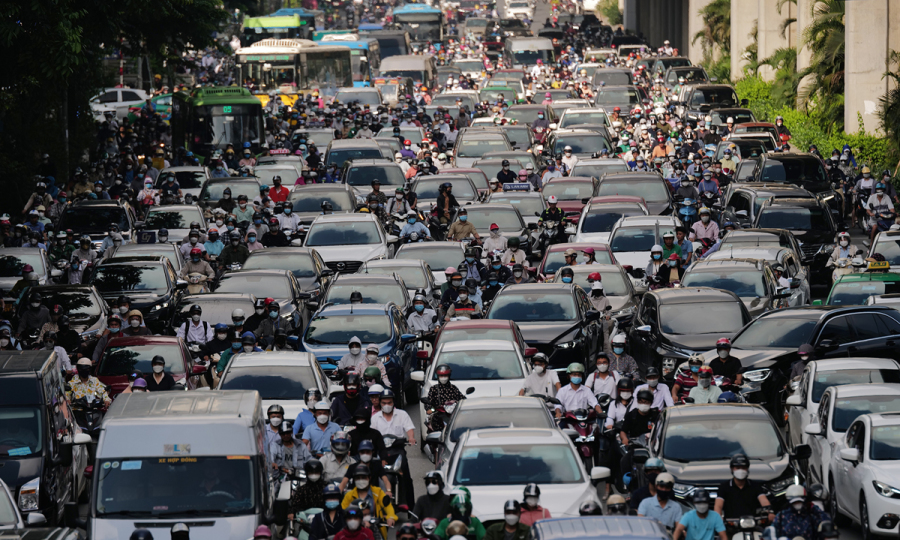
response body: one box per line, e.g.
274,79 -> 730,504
99,343 -> 186,376
682,270 -> 767,298
32,290 -> 102,320
500,127 -> 530,149
489,292 -> 578,322
832,395 -> 900,433
326,148 -> 384,167
812,369 -> 900,403
553,135 -> 611,154
454,443 -> 582,485
559,112 -> 609,128
96,456 -> 255,516
217,274 -> 291,299
504,107 -> 549,125
690,88 -> 739,107
491,196 -> 544,217
439,328 -> 514,345
720,239 -> 783,251
452,60 -> 483,72
874,238 -> 900,266
475,161 -> 524,182
175,299 -> 251,327
543,250 -> 612,274
220,366 -> 316,400
305,221 -> 382,246
434,349 -> 523,380
159,171 -> 205,189
415,179 -> 477,200
457,139 -> 510,157
465,208 -> 523,230
0,407 -> 42,457
363,266 -> 427,288
871,426 -> 900,460
255,167 -> 299,186
757,207 -> 831,231
659,303 -> 746,335
290,191 -> 355,213
610,227 -> 657,252
345,165 -> 406,187
479,89 -> 514,103
593,72 -> 632,86
571,163 -> 632,178
325,283 -> 407,306
201,181 -> 259,202
334,91 -> 381,106
0,253 -> 45,277
554,268 -> 629,296
305,315 -> 392,344
663,418 -> 783,462
542,182 -> 593,201
593,88 -> 639,105
449,407 -> 551,442
828,280 -> 900,305
92,265 -> 167,293
759,160 -> 830,192
732,317 -> 818,348
145,208 -> 204,230
597,180 -> 669,202
581,206 -> 645,233
59,207 -> 129,233
242,252 -> 316,279
396,246 -> 463,272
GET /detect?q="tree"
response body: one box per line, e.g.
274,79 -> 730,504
797,0 -> 845,133
759,47 -> 799,108
692,0 -> 731,60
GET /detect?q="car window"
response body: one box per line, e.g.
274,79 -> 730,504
121,91 -> 141,101
99,343 -> 185,376
434,349 -> 523,380
219,366 -> 316,400
449,407 -> 551,442
811,369 -> 900,403
848,313 -> 887,342
818,393 -> 830,433
874,313 -> 900,335
818,316 -> 856,345
833,395 -> 900,433
98,91 -> 118,103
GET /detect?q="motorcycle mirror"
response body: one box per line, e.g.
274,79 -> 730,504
382,494 -> 393,507
465,386 -> 476,395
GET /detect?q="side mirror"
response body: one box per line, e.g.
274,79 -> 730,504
584,309 -> 601,322
321,269 -> 335,277
296,292 -> 312,300
590,466 -> 611,480
790,278 -> 801,289
793,444 -> 812,460
785,394 -> 802,407
386,235 -> 399,243
425,431 -> 442,444
27,513 -> 47,526
176,280 -> 189,290
410,370 -> 425,382
192,363 -> 208,375
134,221 -> 146,231
55,440 -> 74,467
816,339 -> 837,352
549,123 -> 558,130
74,432 -> 93,445
524,347 -> 538,357
804,423 -> 822,436
528,223 -> 538,230
682,396 -> 695,403
400,333 -> 416,344
635,324 -> 652,337
432,290 -> 441,300
735,210 -> 749,219
416,350 -> 429,359
840,447 -> 859,463
51,268 -> 63,278
740,98 -> 749,106
307,301 -> 319,310
581,197 -> 590,205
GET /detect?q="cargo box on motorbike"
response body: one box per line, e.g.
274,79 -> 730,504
531,516 -> 669,540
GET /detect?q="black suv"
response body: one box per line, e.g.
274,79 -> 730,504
89,256 -> 186,333
677,84 -> 748,124
55,199 -> 138,251
702,305 -> 900,424
719,183 -> 816,229
752,153 -> 844,223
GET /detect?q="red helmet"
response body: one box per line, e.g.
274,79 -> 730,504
254,526 -> 272,539
588,272 -> 601,282
190,247 -> 202,256
667,253 -> 680,261
716,337 -> 732,349
436,364 -> 452,377
403,139 -> 412,146
265,297 -> 275,306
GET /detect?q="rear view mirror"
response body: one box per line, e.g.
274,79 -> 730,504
793,444 -> 812,460
410,371 -> 425,382
785,394 -> 802,406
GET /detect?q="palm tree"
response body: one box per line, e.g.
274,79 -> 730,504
692,0 -> 731,62
759,47 -> 799,108
798,0 -> 845,133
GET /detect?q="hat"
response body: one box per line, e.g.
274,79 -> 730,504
366,344 -> 379,354
368,384 -> 384,395
592,281 -> 604,291
76,358 -> 92,367
489,223 -> 499,231
564,248 -> 577,257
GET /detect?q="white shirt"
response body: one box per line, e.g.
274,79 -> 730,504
51,346 -> 72,371
585,370 -> 619,399
554,383 -> 599,413
370,409 -> 415,439
606,398 -> 635,428
521,369 -> 560,397
635,383 -> 675,410
176,319 -> 214,343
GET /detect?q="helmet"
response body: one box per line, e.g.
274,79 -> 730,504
436,364 -> 452,378
656,473 -> 675,487
350,463 -> 370,478
786,484 -> 806,502
616,377 -> 635,391
547,195 -> 558,204
523,483 -> 540,497
636,389 -> 654,402
254,526 -> 272,539
717,391 -> 739,403
612,333 -> 626,345
688,353 -> 704,367
330,431 -> 351,455
645,457 -> 666,471
267,404 -> 284,417
503,499 -> 520,513
566,363 -> 585,374
730,453 -> 750,468
304,388 -> 322,402
363,366 -> 381,380
808,483 -> 828,501
242,333 -> 256,346
398,524 -> 418,538
692,488 -> 711,505
424,470 -> 444,488
818,521 -> 839,539
607,494 -> 627,515
304,458 -> 324,475
508,237 -> 520,249
130,531 -> 154,540
578,500 -> 602,516
716,337 -> 731,349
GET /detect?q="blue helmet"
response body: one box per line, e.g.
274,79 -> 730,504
876,182 -> 886,190
645,457 -> 666,471
323,483 -> 341,497
158,228 -> 169,236
718,391 -> 739,403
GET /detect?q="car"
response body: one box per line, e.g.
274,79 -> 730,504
803,383 -> 900,489
785,358 -> 900,451
543,129 -> 613,158
867,293 -> 900,308
629,287 -> 752,379
481,151 -> 543,175
824,272 -> 900,306
595,172 -> 674,216
716,227 -> 806,264
503,104 -> 557,128
727,132 -> 780,153
733,158 -> 761,182
440,168 -> 491,199
677,84 -> 744,122
142,204 -> 208,245
375,127 -> 426,146
255,164 -> 303,188
710,108 -> 758,130
324,139 -> 389,169
830,412 -> 900,538
549,264 -> 638,326
303,213 -> 398,274
487,190 -> 547,229
431,319 -> 535,362
357,259 -> 438,306
291,127 -> 338,150
442,427 -> 609,524
652,403 -> 808,509
0,476 -> 30,529
410,175 -> 480,209
55,199 -> 139,250
752,153 -> 844,220
452,131 -> 513,169
341,160 -> 407,200
301,303 -> 418,403
90,256 -> 186,333
395,242 -> 466,286
700,306 -> 900,425
557,108 -> 610,130
13,285 -> 108,339
868,230 -> 900,272
732,122 -> 780,142
101,242 -> 184,273
503,0 -> 533,19
90,87 -> 150,120
607,215 -> 682,275
531,516 -> 669,540
704,246 -> 811,306
477,87 -> 518,107
0,248 -> 54,314
569,158 -> 630,179
425,396 -> 555,466
591,69 -> 634,88
499,125 -> 535,152
217,351 -> 336,421
198,177 -> 261,210
288,184 -> 359,235
332,88 -> 384,107
681,258 -> 797,316
486,283 -> 604,376
591,86 -> 642,116
548,99 -> 594,119
537,243 -> 615,277
663,66 -> 709,87
216,269 -> 310,331
171,292 -> 256,330
156,166 -> 211,202
574,195 -> 649,245
322,273 -> 411,311
541,177 -> 598,222
719,183 -> 818,230
126,93 -> 172,123
95,335 -> 199,394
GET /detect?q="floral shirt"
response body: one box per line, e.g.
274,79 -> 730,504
67,376 -> 110,403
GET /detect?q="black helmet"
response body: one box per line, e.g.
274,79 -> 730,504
578,500 -> 602,516
304,458 -> 324,475
398,524 -> 418,538
508,236 -> 520,248
692,488 -> 711,505
645,366 -> 660,378
616,377 -> 635,391
267,404 -> 284,417
189,304 -> 202,315
730,453 -> 750,468
523,483 -> 540,497
818,521 -> 839,539
350,291 -> 363,303
636,389 -> 654,403
242,333 -> 256,346
29,292 -> 42,304
130,530 -> 154,540
465,247 -> 479,258
808,483 -> 828,501
503,499 -> 520,513
501,159 -> 510,167
350,463 -> 370,478
560,267 -> 574,277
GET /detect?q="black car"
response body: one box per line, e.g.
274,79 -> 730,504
752,153 -> 845,223
595,172 -> 675,215
170,292 -> 257,330
241,247 -> 335,310
89,256 -> 186,333
701,305 -> 900,424
663,66 -> 709,88
717,228 -> 806,265
14,285 -> 108,340
678,84 -> 747,124
753,197 -> 840,285
718,183 -> 816,229
628,288 -> 752,379
543,128 -> 613,159
652,403 -> 810,510
55,199 -> 139,251
486,283 -> 603,379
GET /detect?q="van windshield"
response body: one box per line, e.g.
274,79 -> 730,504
96,456 -> 256,517
0,407 -> 42,457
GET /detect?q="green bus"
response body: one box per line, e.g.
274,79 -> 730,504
171,87 -> 265,160
242,15 -> 310,45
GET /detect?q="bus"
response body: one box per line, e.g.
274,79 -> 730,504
363,30 -> 412,58
242,15 -> 309,45
321,34 -> 382,87
171,87 -> 265,160
271,8 -> 325,31
391,4 -> 444,49
234,38 -> 353,105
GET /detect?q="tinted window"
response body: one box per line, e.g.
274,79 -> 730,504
217,274 -> 292,299
581,206 -> 644,233
873,237 -> 900,266
682,270 -> 766,298
571,163 -> 630,178
290,191 -> 355,212
363,265 -> 427,288
552,135 -> 611,154
242,252 -> 316,278
99,343 -> 185,376
732,317 -> 818,348
659,302 -> 746,335
593,71 -> 631,86
454,444 -> 582,485
345,165 -> 406,187
0,253 -> 45,277
559,111 -> 609,128
597,180 -> 669,202
200,181 -> 259,202
504,107 -> 550,125
690,88 -> 738,107
144,208 -> 203,230
449,407 -> 551,442
326,148 -> 384,167
465,208 -> 523,230
396,246 -> 463,271
756,207 -> 832,231
439,327 -> 514,344
760,159 -> 829,191
592,88 -> 640,105
456,139 -> 511,157
414,179 -> 476,199
490,196 -> 544,217
305,221 -> 382,246
828,281 -> 900,306
325,282 -> 407,306
158,171 -> 206,189
610,227 -> 657,252
59,207 -> 129,233
543,250 -> 612,274
552,268 -> 629,295
812,369 -> 900,402
489,292 -> 577,322
220,366 -> 316,399
305,314 -> 392,344
871,426 -> 900,460
663,418 -> 783,462
92,265 -> 168,293
433,349 -> 523,380
0,407 -> 42,457
542,182 -> 593,201
833,395 -> 900,432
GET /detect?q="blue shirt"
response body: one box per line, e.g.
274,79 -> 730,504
293,409 -> 317,436
399,222 -> 430,238
679,239 -> 693,262
302,421 -> 341,454
204,240 -> 224,257
679,509 -> 725,540
638,495 -> 683,529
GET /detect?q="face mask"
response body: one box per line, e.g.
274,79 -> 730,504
700,378 -> 711,388
733,469 -> 748,480
505,515 -> 519,526
408,219 -> 416,225
459,216 -> 467,222
438,375 -> 450,385
451,279 -> 461,287
243,345 -> 255,354
224,194 -> 231,199
190,238 -> 198,245
427,484 -> 440,496
95,187 -> 102,193
109,326 -> 121,334
191,314 -> 201,323
637,403 -> 651,413
129,319 -> 141,328
668,260 -> 678,268
227,225 -> 235,232
695,503 -> 709,514
382,404 -> 394,414
191,256 -> 200,263
513,271 -> 523,278
159,236 -> 168,242
31,302 -> 41,309
570,376 -> 582,385
613,346 -> 625,355
877,190 -> 885,195
316,414 -> 329,424
465,257 -> 475,263
620,391 -> 632,400
657,490 -> 671,501
648,378 -> 659,388
839,240 -> 849,247
59,197 -> 67,203
325,499 -> 340,509
355,479 -> 369,490
562,276 -> 572,283
489,280 -> 498,286
347,519 -> 360,531
792,502 -> 804,512
366,354 -> 378,364
216,332 -> 228,341
414,304 -> 425,313
153,365 -> 164,374
458,293 -> 468,301
653,254 -> 661,260
29,239 -> 38,245
269,311 -> 278,319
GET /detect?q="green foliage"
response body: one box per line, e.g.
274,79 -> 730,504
596,0 -> 623,26
703,54 -> 732,84
798,0 -> 844,133
758,47 -> 799,108
877,51 -> 900,170
692,0 -> 731,57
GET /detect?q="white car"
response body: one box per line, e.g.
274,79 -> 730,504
503,0 -> 533,19
143,204 -> 208,245
786,358 -> 900,450
804,383 -> 900,487
557,107 -> 611,130
442,427 -> 610,523
607,215 -> 682,284
303,214 -> 398,273
411,339 -> 531,438
869,230 -> 900,272
90,87 -> 151,121
573,196 -> 648,245
831,412 -> 900,537
157,166 -> 211,203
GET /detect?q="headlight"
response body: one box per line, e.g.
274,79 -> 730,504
673,482 -> 693,497
150,302 -> 169,312
18,478 -> 39,511
873,481 -> 900,499
743,368 -> 771,382
556,339 -> 581,349
613,306 -> 636,318
739,517 -> 756,529
817,244 -> 836,256
80,328 -> 101,339
768,476 -> 796,494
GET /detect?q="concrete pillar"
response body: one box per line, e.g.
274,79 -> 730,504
845,0 -> 900,133
756,0 -> 790,81
730,0 -> 757,81
687,0 -> 713,64
623,0 -> 637,32
795,0 -> 814,105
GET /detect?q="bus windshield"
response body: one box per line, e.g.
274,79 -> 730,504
193,104 -> 262,149
305,51 -> 353,90
350,50 -> 371,83
512,49 -> 553,66
395,15 -> 442,41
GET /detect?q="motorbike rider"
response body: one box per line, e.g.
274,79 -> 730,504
646,244 -> 665,277
435,488 -> 486,540
426,364 -> 466,431
264,404 -> 286,455
485,500 -> 530,540
635,366 -> 674,410
357,344 -> 390,387
218,232 -> 250,269
620,388 -> 659,445
520,352 -> 561,397
407,294 -> 438,332
413,471 -> 451,521
866,181 -> 894,241
672,489 -> 727,540
270,420 -> 313,474
481,272 -> 503,305
483,223 -> 508,253
553,363 -> 604,421
334,504 -> 374,540
692,207 -> 719,241
17,292 -> 50,338
446,208 -> 481,244
342,463 -> 397,527
519,484 -> 551,526
175,304 -> 214,344
302,400 -> 341,457
369,389 -> 415,505
588,280 -> 610,312
657,253 -> 684,285
290,461 -> 329,520
322,431 -> 357,484
688,366 -> 721,403
181,247 -> 215,280
261,217 -> 290,247
347,408 -> 387,458
496,160 -> 517,184
629,457 -> 667,510
539,196 -> 567,243
123,310 -> 150,336
436,182 -> 459,224
399,211 -> 431,241
637,473 -> 682,529
709,338 -> 743,384
773,485 -> 828,540
713,453 -> 774,522
67,358 -> 111,405
445,286 -> 479,320
827,231 -> 861,266
501,237 -> 527,266
332,372 -> 371,425
660,231 -> 681,260
487,255 -> 512,283
338,336 -> 365,371
387,188 -> 412,215
461,247 -> 486,282
608,334 -> 640,379
243,302 -> 266,335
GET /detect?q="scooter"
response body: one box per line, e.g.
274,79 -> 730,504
561,408 -> 601,471
830,254 -> 866,284
382,434 -> 408,504
186,272 -> 210,294
724,508 -> 769,540
677,198 -> 698,228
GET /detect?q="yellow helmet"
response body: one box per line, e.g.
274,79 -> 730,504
862,166 -> 871,174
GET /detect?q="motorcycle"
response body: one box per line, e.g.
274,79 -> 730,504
870,206 -> 896,234
382,434 -> 408,505
187,341 -> 214,388
724,508 -> 769,540
699,191 -> 719,214
51,259 -> 69,284
830,253 -> 866,284
186,272 -> 210,295
561,408 -> 601,471
72,392 -> 106,462
415,329 -> 436,371
536,219 -> 561,254
401,232 -> 433,243
677,197 -> 698,228
855,187 -> 872,231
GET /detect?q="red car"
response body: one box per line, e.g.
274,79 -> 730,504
538,242 -> 616,280
95,335 -> 202,395
440,168 -> 490,199
541,176 -> 599,222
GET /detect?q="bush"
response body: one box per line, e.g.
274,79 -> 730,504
596,0 -> 622,26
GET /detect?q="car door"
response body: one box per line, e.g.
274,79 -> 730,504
815,315 -> 858,358
788,365 -> 812,448
843,420 -> 867,519
575,287 -> 600,360
782,252 -> 810,305
630,295 -> 655,367
835,420 -> 863,517
844,313 -> 897,360
808,390 -> 830,484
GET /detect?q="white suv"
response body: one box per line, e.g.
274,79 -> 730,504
90,87 -> 151,121
302,213 -> 397,274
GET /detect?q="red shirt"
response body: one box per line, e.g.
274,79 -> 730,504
269,186 -> 290,203
520,506 -> 551,526
334,527 -> 374,540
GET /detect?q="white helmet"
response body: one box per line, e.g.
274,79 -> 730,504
651,244 -> 663,253
547,195 -> 558,204
232,308 -> 245,319
612,333 -> 627,345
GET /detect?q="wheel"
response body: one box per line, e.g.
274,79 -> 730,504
582,454 -> 593,472
405,382 -> 419,405
829,476 -> 851,526
861,495 -> 875,540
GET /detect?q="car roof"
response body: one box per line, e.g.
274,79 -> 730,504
331,274 -> 403,284
328,139 -> 381,148
600,172 -> 664,182
532,517 -> 668,540
363,259 -> 425,268
617,216 -> 678,226
547,242 -> 610,253
666,402 -> 772,419
223,269 -> 292,278
397,241 -> 464,251
459,396 -> 545,409
761,198 -> 823,209
227,351 -> 317,367
439,339 -> 517,352
180,292 -> 256,304
829,383 -> 900,398
101,256 -> 167,265
866,412 -> 900,428
652,287 -> 742,304
312,213 -> 381,224
553,128 -> 608,136
147,204 -> 203,213
758,305 -> 900,321
689,258 -> 765,271
812,358 -> 900,372
499,283 -> 577,293
545,176 -> 595,184
441,319 -> 515,331
463,203 -> 519,212
589,195 -> 645,205
105,335 -> 183,347
835,272 -> 900,283
315,303 -> 392,316
0,350 -> 56,374
462,427 -> 568,446
706,247 -> 790,260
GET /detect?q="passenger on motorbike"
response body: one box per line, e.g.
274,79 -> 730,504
520,353 -> 561,397
656,253 -> 684,286
554,363 -> 605,420
426,364 -> 466,430
688,366 -> 721,403
270,420 -> 313,474
483,223 -> 508,253
697,170 -> 720,197
356,344 -> 390,387
672,489 -> 726,540
713,454 -> 774,522
485,500 -> 530,540
407,295 -> 438,332
672,354 -> 704,402
67,358 -> 111,405
218,232 -> 250,268
539,196 -> 567,243
435,488 -> 486,540
692,207 -> 719,242
445,286 -> 479,320
773,485 -> 828,540
637,473 -> 682,529
123,310 -> 150,336
400,212 -> 431,241
289,460 -> 328,518
414,471 -> 452,521
660,231 -> 681,261
635,366 -> 674,409
609,334 -> 641,379
629,457 -> 667,510
710,338 -> 742,384
181,247 -> 215,280
332,372 -> 372,425
646,244 -> 665,277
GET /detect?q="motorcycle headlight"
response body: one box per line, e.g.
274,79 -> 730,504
18,478 -> 39,511
150,302 -> 168,312
873,481 -> 900,499
673,482 -> 693,497
743,368 -> 771,382
80,328 -> 101,339
613,306 -> 636,318
739,517 -> 756,529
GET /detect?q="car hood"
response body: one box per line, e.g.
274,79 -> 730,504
608,251 -> 647,270
574,232 -> 611,244
0,456 -> 42,490
515,321 -> 580,343
645,201 -> 672,215
93,515 -> 258,540
296,276 -> 320,291
454,157 -> 479,169
663,454 -> 790,485
311,243 -> 386,263
425,378 -> 525,399
557,201 -> 585,215
100,291 -> 166,309
465,482 -> 597,523
664,333 -> 724,352
302,344 -> 391,366
262,399 -> 306,422
792,228 -> 834,247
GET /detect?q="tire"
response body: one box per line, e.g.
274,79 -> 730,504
405,383 -> 419,405
830,476 -> 851,526
582,454 -> 593,472
861,495 -> 876,540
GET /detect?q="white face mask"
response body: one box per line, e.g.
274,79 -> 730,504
733,469 -> 748,480
216,333 -> 228,341
505,515 -> 519,526
0,339 -> 8,347
350,346 -> 361,355
718,350 -> 729,359
355,479 -> 369,490
648,378 -> 659,388
533,365 -> 545,375
243,345 -> 254,353
525,497 -> 539,507
366,353 -> 378,364
119,306 -> 129,314
439,376 -> 450,384
130,319 -> 140,328
270,417 -> 283,427
360,453 -> 372,463
637,403 -> 651,413
382,404 -> 394,414
427,484 -> 440,496
598,363 -> 609,373
307,473 -> 321,482
792,502 -> 804,512
347,520 -> 360,531
192,314 -> 201,322
316,414 -> 329,424
620,391 -> 632,400
701,215 -> 710,223
695,503 -> 709,514
840,240 -> 849,247
152,365 -> 164,374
